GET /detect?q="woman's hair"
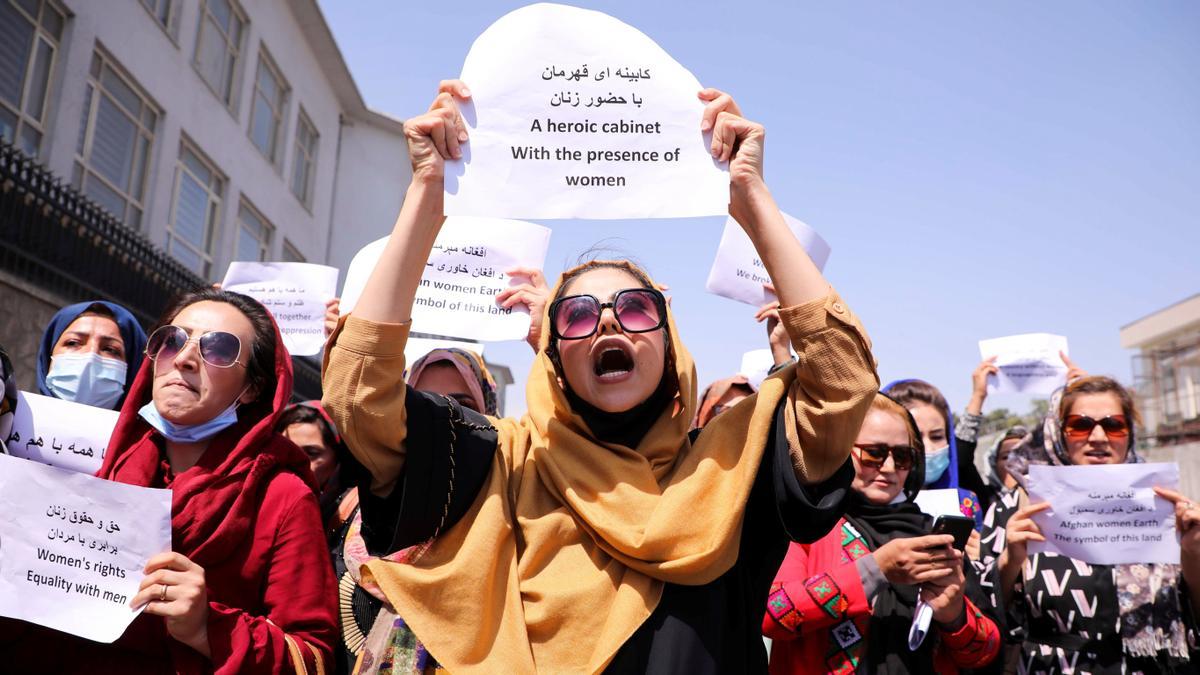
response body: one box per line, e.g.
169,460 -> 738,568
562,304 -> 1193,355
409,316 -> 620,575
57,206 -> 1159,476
552,259 -> 657,304
1058,375 -> 1141,426
884,379 -> 951,434
276,404 -> 339,452
76,302 -> 117,322
153,288 -> 277,404
869,393 -> 919,447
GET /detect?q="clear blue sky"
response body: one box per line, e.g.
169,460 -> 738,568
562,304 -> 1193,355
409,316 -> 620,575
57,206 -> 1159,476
318,1 -> 1200,418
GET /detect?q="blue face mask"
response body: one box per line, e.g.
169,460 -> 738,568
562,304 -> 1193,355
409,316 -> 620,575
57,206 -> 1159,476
46,352 -> 128,410
924,445 -> 951,485
138,388 -> 247,444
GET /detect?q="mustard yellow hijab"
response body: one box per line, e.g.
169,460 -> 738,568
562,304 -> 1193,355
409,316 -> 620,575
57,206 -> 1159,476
362,261 -> 809,673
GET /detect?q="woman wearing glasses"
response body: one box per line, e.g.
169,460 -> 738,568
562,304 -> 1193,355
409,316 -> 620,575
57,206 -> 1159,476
9,288 -> 337,673
995,375 -> 1200,673
321,80 -> 877,673
764,393 -> 1000,673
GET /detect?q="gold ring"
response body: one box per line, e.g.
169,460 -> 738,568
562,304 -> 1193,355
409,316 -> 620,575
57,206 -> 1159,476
159,583 -> 168,602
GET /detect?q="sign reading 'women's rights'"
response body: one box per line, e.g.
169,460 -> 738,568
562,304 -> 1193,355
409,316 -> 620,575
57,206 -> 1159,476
705,214 -> 831,306
444,3 -> 728,220
0,453 -> 171,642
340,217 -> 551,342
1027,462 -> 1180,565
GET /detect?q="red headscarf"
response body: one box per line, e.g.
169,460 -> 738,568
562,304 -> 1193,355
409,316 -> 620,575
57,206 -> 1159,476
96,308 -> 314,567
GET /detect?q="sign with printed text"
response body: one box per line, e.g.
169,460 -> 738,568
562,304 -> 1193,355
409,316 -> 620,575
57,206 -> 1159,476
1027,462 -> 1180,565
706,214 -> 831,307
5,391 -> 118,474
444,3 -> 728,219
340,217 -> 551,342
978,333 -> 1069,396
0,453 -> 171,642
221,262 -> 340,357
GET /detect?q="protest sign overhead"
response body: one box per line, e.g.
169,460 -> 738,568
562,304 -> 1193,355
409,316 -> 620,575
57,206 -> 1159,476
444,3 -> 728,220
706,214 -> 831,306
221,262 -> 339,357
978,333 -> 1069,395
340,217 -> 551,342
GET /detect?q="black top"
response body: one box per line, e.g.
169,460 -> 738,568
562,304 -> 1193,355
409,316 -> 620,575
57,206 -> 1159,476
358,387 -> 853,674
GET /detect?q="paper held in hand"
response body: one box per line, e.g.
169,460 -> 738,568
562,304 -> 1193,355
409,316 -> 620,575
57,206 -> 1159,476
221,262 -> 340,357
978,333 -> 1069,395
0,453 -> 171,643
1026,462 -> 1180,565
444,3 -> 728,220
340,217 -> 551,342
705,214 -> 831,306
5,391 -> 118,474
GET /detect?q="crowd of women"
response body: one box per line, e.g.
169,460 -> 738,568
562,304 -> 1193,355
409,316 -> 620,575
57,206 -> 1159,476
0,79 -> 1198,675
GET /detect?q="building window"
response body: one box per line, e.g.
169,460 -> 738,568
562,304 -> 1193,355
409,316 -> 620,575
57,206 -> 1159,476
290,108 -> 317,208
167,139 -> 224,277
0,0 -> 64,158
74,51 -> 158,230
235,199 -> 272,262
193,0 -> 245,109
140,0 -> 178,38
249,48 -> 288,165
282,240 -> 305,263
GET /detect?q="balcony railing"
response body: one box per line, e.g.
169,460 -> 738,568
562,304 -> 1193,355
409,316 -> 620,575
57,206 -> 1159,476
0,141 -> 322,400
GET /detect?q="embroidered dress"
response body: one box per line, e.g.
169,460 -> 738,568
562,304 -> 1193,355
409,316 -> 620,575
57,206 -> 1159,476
764,519 -> 1000,674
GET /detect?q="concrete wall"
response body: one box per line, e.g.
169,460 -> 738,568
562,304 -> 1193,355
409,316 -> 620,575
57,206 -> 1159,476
1143,442 -> 1200,501
325,119 -> 410,277
0,271 -> 73,393
40,0 -> 396,279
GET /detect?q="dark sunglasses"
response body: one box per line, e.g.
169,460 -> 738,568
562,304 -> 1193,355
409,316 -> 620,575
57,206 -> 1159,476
549,288 -> 667,341
852,443 -> 917,471
145,325 -> 245,369
1063,414 -> 1129,441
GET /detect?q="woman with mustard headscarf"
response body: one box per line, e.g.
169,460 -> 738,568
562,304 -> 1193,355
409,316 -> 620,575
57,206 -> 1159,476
322,80 -> 879,673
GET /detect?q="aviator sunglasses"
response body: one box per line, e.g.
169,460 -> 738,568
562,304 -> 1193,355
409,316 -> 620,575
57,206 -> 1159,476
852,443 -> 918,471
549,288 -> 667,341
1063,414 -> 1129,441
145,325 -> 246,369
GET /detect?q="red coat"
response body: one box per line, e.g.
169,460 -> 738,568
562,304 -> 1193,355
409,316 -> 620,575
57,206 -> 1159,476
2,317 -> 336,673
763,518 -> 999,675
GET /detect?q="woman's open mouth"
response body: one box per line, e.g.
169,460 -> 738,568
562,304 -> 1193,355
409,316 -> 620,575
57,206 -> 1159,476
593,344 -> 635,382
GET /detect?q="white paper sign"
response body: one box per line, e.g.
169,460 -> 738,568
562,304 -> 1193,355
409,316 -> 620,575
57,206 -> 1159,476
0,453 -> 172,642
978,333 -> 1069,395
445,3 -> 728,220
915,488 -> 965,519
405,336 -> 486,369
1027,463 -> 1180,565
5,391 -> 118,474
705,214 -> 831,306
738,349 -> 776,390
221,262 -> 339,357
340,217 -> 551,342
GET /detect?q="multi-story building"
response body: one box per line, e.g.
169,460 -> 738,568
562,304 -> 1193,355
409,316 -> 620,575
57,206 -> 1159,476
1121,293 -> 1200,493
3,0 -> 411,276
1122,293 -> 1200,447
0,0 -> 416,399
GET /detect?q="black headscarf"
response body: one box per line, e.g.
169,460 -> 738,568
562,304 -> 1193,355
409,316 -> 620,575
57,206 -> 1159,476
842,399 -> 934,674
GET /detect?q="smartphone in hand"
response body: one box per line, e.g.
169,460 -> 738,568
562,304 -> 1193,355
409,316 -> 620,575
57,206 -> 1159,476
930,514 -> 974,552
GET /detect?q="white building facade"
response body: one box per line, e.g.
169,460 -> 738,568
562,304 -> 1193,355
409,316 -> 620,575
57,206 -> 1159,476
1,0 -> 410,280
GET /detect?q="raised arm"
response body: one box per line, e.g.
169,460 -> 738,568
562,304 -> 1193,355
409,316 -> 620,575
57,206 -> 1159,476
703,89 -> 878,484
321,81 -> 471,495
